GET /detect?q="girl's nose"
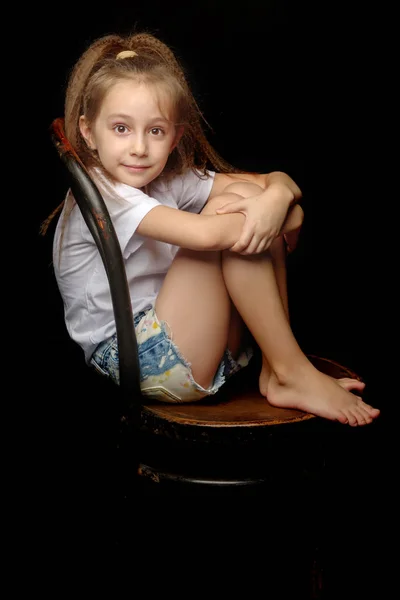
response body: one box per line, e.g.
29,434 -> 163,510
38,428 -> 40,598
129,135 -> 147,156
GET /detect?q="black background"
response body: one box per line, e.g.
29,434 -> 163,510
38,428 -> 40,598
21,0 -> 395,593
32,1 -> 392,374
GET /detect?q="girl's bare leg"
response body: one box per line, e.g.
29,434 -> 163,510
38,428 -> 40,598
155,247 -> 234,389
155,194 -> 252,389
256,236 -> 287,384
267,236 -> 366,395
222,181 -> 369,401
221,251 -> 380,426
269,236 -> 289,319
156,191 -> 379,425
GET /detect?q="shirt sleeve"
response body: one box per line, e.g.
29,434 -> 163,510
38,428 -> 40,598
177,169 -> 215,212
96,177 -> 161,259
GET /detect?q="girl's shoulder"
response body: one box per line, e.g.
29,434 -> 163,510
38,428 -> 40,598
149,168 -> 216,212
151,168 -> 215,196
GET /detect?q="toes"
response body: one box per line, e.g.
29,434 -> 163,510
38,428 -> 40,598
354,406 -> 369,426
352,404 -> 376,426
342,410 -> 358,426
357,398 -> 380,417
337,411 -> 349,425
344,403 -> 369,426
365,404 -> 380,417
348,415 -> 359,426
337,378 -> 365,392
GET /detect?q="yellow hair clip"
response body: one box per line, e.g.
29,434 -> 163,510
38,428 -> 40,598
116,50 -> 138,60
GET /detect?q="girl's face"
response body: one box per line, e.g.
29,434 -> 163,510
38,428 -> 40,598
80,79 -> 183,189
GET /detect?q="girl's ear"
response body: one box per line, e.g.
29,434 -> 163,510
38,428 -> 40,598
79,115 -> 96,150
170,125 -> 184,153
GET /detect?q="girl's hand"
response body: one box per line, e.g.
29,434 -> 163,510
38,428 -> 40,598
216,183 -> 293,254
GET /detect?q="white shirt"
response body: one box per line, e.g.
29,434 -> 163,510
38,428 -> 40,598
53,168 -> 215,362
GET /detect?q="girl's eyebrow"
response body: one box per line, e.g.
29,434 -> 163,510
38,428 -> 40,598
107,113 -> 170,124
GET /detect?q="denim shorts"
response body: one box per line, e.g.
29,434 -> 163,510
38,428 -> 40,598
90,306 -> 253,403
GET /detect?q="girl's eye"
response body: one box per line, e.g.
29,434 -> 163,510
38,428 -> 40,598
114,125 -> 128,134
150,128 -> 163,135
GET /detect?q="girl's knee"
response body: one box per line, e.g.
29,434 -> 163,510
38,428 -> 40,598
201,182 -> 264,216
201,192 -> 242,215
223,181 -> 263,197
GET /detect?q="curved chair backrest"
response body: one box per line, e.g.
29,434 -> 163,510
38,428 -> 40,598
50,118 -> 143,427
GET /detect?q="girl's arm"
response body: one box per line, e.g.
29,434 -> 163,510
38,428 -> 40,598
136,202 -> 246,251
207,171 -> 303,254
212,180 -> 302,254
136,194 -> 303,253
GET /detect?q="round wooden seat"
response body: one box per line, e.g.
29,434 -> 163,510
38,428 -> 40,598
143,389 -> 313,427
136,353 -> 361,491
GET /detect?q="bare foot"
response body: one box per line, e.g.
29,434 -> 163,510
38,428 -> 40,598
259,360 -> 379,426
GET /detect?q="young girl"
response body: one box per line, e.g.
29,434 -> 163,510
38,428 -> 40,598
46,32 -> 380,426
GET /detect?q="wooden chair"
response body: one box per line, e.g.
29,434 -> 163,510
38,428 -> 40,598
49,117 -> 362,499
